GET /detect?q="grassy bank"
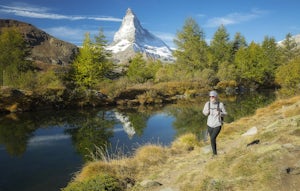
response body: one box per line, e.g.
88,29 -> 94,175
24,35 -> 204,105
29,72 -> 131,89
0,81 -> 211,113
62,95 -> 300,191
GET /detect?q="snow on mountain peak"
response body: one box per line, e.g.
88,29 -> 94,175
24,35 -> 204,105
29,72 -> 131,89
108,8 -> 174,63
113,8 -> 142,43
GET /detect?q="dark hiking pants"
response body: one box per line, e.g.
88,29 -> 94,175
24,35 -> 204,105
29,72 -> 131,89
208,126 -> 222,155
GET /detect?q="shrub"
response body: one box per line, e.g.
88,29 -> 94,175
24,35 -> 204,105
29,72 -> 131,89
171,133 -> 199,152
35,70 -> 65,90
216,80 -> 237,89
275,58 -> 300,94
62,174 -> 124,191
133,144 -> 167,168
137,90 -> 162,105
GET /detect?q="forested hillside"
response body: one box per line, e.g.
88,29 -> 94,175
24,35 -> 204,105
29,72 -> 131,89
1,18 -> 300,112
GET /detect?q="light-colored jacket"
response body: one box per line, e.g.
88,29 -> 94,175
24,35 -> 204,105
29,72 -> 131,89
203,101 -> 227,128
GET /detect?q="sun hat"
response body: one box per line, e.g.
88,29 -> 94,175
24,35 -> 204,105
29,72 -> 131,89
209,90 -> 218,97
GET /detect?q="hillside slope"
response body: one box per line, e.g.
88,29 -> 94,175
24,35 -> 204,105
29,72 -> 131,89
0,19 -> 78,69
137,96 -> 300,191
64,95 -> 300,191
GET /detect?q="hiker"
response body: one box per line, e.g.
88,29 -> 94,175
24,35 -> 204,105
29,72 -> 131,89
202,90 -> 227,156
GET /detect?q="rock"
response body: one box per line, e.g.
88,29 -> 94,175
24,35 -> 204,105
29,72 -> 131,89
160,187 -> 179,191
247,139 -> 260,146
242,126 -> 258,136
140,180 -> 162,188
282,143 -> 295,150
201,145 -> 211,154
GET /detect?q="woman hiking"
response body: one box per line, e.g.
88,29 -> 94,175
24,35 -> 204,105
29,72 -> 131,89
202,90 -> 227,156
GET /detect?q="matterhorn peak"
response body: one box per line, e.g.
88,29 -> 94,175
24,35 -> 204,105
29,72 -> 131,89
113,8 -> 143,43
108,8 -> 174,63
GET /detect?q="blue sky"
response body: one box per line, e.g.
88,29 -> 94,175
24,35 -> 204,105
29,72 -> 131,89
0,0 -> 299,48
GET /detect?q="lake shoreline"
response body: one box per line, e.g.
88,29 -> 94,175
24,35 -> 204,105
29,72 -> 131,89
0,82 -> 272,114
0,84 -> 209,114
63,95 -> 300,191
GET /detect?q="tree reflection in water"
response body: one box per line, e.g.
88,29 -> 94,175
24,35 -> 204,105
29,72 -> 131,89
0,90 -> 276,159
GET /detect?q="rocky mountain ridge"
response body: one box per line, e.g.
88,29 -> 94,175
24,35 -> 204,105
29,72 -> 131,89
0,19 -> 79,70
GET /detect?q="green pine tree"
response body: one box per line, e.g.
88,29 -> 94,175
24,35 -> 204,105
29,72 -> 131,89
173,18 -> 208,71
231,32 -> 247,61
72,30 -> 112,89
260,36 -> 280,85
209,25 -> 231,71
275,57 -> 300,94
0,27 -> 33,87
279,33 -> 299,63
126,53 -> 148,83
234,42 -> 266,87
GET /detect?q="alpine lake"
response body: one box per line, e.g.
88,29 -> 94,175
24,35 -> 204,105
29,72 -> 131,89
0,90 -> 276,191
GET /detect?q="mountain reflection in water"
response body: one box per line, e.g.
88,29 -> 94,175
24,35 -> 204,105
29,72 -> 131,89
114,112 -> 136,139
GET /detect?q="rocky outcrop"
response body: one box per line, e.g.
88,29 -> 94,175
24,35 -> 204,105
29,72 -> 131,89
0,19 -> 79,68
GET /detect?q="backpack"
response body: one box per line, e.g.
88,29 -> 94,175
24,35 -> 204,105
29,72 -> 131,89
208,101 -> 224,123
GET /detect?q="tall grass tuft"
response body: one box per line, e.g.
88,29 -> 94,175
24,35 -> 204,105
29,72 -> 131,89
87,143 -> 128,162
171,133 -> 199,153
133,144 -> 168,168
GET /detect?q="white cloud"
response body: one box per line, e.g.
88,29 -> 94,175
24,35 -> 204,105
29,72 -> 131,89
0,4 -> 122,22
153,31 -> 176,48
205,9 -> 268,28
45,26 -> 96,45
28,134 -> 70,146
196,14 -> 206,18
44,26 -> 116,46
45,27 -> 86,40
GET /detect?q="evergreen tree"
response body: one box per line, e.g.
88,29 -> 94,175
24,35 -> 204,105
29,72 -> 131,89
217,61 -> 238,82
231,32 -> 247,61
217,32 -> 247,83
72,30 -> 112,89
209,25 -> 231,70
173,18 -> 208,71
126,53 -> 149,83
0,27 -> 33,87
234,41 -> 266,87
260,36 -> 280,85
279,33 -> 299,63
72,33 -> 95,88
93,29 -> 113,78
275,57 -> 300,94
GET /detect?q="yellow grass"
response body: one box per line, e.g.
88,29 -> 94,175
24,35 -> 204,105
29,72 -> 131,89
171,133 -> 200,153
5,103 -> 18,112
133,144 -> 168,168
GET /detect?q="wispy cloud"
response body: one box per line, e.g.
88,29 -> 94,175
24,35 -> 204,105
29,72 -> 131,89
45,26 -> 116,45
45,27 -> 88,42
205,9 -> 268,28
196,14 -> 206,18
28,134 -> 70,146
0,4 -> 122,22
154,32 -> 175,42
154,31 -> 176,48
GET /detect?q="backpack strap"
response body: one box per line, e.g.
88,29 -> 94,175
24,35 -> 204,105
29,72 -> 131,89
210,101 -> 224,123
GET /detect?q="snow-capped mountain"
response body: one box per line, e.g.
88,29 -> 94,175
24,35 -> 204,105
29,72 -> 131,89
107,8 -> 174,64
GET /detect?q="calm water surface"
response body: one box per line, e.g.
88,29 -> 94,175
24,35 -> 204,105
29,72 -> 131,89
0,91 -> 275,191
